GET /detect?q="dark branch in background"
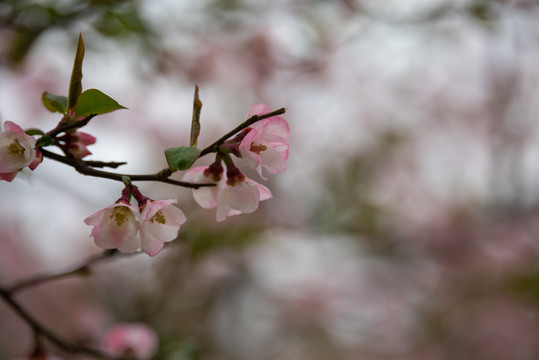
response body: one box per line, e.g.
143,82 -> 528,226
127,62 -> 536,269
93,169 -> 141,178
0,249 -> 138,359
8,250 -> 135,293
199,108 -> 286,157
0,288 -> 117,359
0,107 -> 286,357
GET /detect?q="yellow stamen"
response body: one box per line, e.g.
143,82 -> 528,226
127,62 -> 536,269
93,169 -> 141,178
109,206 -> 130,226
250,143 -> 267,154
8,139 -> 25,156
150,210 -> 166,224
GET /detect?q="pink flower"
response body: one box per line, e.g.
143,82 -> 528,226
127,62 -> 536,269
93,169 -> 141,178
0,121 -> 41,181
84,201 -> 141,253
184,166 -> 272,222
237,103 -> 289,180
139,199 -> 186,256
102,323 -> 158,360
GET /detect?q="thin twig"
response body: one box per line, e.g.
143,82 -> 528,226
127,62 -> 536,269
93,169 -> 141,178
199,108 -> 286,157
46,114 -> 97,137
84,160 -> 127,169
40,149 -> 215,188
8,250 -> 131,293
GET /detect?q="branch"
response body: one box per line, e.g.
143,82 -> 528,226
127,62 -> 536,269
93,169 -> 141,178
46,114 -> 97,138
84,160 -> 127,169
0,250 -> 144,358
199,108 -> 286,157
39,107 -> 285,187
8,250 -> 131,293
40,149 -> 215,188
0,287 -> 118,359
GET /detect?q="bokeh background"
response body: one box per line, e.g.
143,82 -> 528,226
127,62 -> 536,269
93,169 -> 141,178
3,0 -> 539,359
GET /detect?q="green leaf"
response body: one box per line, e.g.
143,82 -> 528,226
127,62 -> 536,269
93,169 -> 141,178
25,128 -> 45,136
42,92 -> 68,114
190,85 -> 202,147
165,146 -> 202,171
68,33 -> 85,110
36,135 -> 55,147
74,89 -> 127,118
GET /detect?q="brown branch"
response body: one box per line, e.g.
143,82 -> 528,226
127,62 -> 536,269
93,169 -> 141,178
84,160 -> 127,169
39,108 -> 285,188
46,114 -> 97,137
40,149 -> 215,188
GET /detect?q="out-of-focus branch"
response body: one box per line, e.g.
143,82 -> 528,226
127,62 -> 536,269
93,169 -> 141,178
0,287 -> 116,358
0,249 -> 139,359
7,250 -> 133,293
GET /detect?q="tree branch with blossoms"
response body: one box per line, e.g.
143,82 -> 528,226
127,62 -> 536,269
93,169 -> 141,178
0,34 -> 289,359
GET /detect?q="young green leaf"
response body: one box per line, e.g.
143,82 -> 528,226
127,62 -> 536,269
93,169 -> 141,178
68,33 -> 85,110
42,92 -> 68,114
165,146 -> 202,171
190,85 -> 202,147
74,89 -> 127,118
25,128 -> 45,136
36,135 -> 55,147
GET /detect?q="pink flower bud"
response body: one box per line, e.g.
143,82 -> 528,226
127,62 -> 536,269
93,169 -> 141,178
58,131 -> 96,159
139,199 -> 186,256
237,103 -> 289,180
102,323 -> 158,359
0,121 -> 40,181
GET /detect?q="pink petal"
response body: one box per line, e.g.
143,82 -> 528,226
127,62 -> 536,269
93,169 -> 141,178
225,182 -> 260,213
247,103 -> 271,118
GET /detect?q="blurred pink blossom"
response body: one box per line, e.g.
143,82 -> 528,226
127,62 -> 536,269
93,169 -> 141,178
184,166 -> 272,222
237,103 -> 289,180
102,323 -> 158,359
139,199 -> 186,256
84,201 -> 141,253
0,121 -> 41,181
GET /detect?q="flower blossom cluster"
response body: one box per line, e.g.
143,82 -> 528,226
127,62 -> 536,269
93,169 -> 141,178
0,121 -> 42,182
184,103 -> 289,221
85,186 -> 186,256
184,166 -> 272,222
2,103 -> 288,255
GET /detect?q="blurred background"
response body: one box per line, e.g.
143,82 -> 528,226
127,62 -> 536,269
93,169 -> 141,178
2,0 -> 539,359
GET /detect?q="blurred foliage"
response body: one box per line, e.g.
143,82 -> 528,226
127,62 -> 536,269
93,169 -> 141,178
0,0 -> 517,68
508,270 -> 539,307
159,336 -> 200,360
0,0 -> 153,66
313,131 -> 404,252
182,221 -> 264,261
